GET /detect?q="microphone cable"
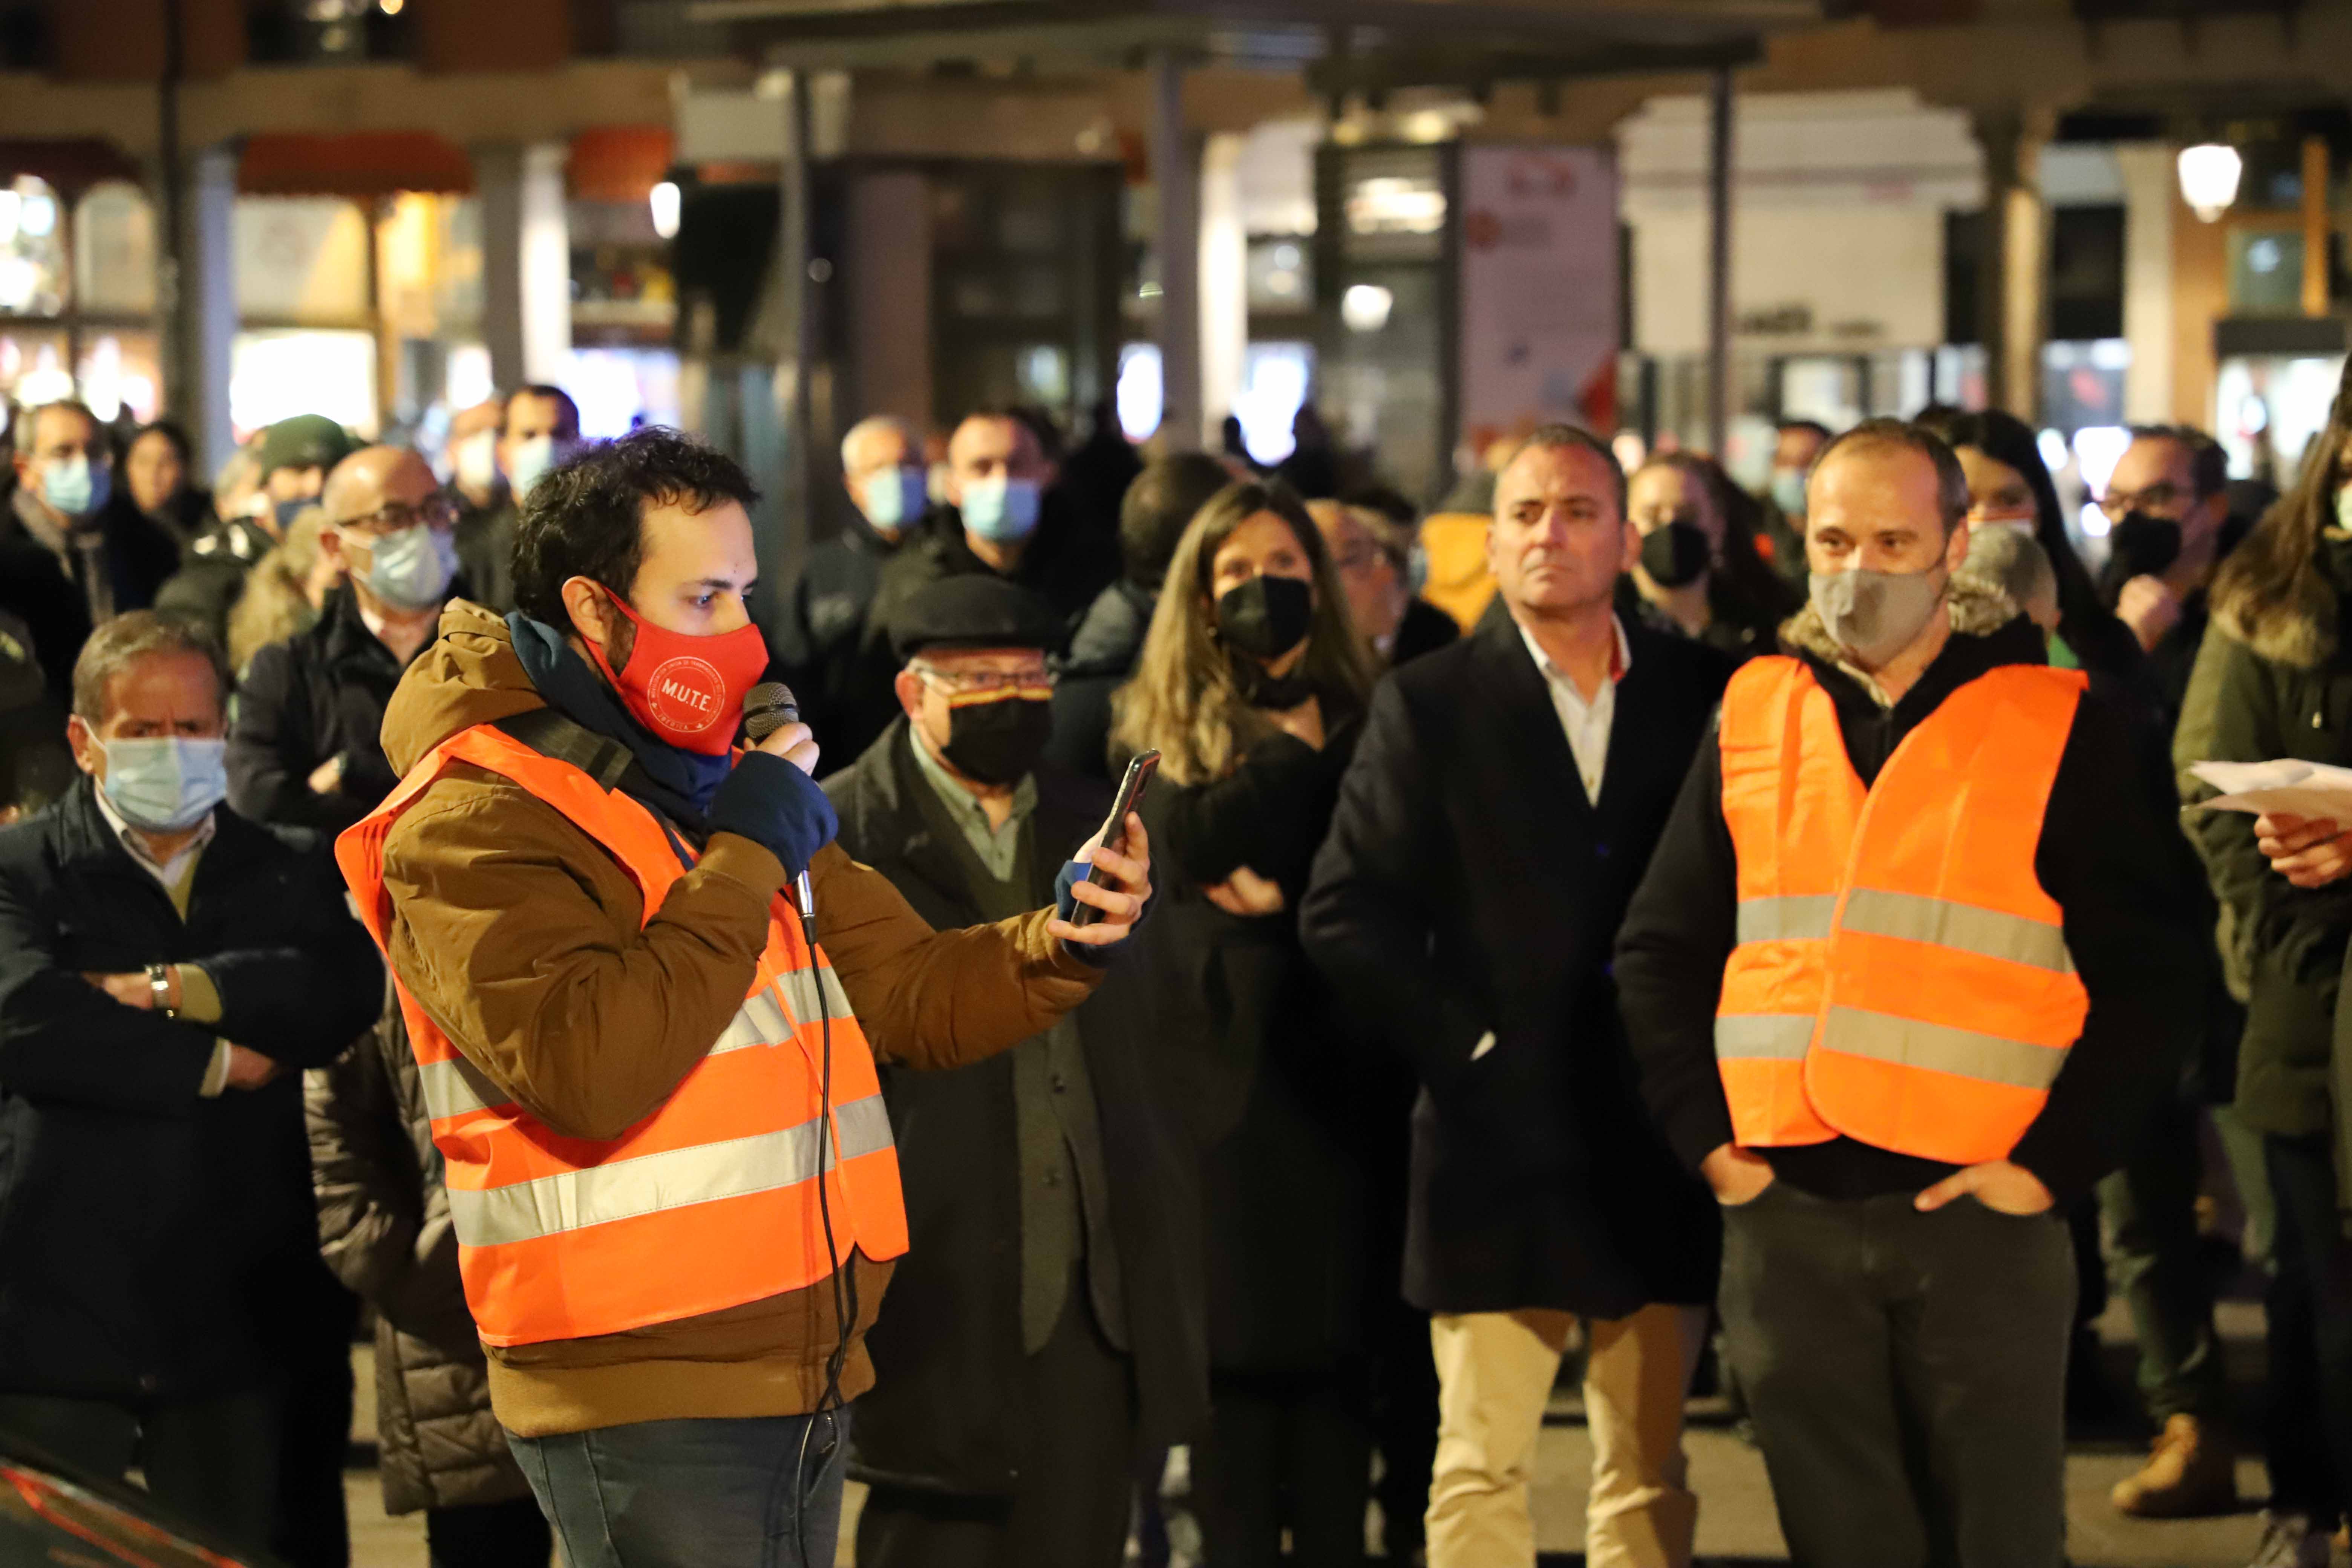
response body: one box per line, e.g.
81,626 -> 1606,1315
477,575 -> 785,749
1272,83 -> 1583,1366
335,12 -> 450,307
792,895 -> 855,1566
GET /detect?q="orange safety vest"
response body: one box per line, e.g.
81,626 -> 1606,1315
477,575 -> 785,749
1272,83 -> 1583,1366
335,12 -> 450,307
335,723 -> 908,1347
1713,656 -> 2089,1167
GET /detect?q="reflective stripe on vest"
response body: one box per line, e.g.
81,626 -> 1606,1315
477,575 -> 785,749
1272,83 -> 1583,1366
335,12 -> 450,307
336,721 -> 910,1346
1712,656 -> 2088,1166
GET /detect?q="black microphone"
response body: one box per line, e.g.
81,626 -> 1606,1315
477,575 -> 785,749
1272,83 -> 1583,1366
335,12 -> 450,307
742,681 -> 815,919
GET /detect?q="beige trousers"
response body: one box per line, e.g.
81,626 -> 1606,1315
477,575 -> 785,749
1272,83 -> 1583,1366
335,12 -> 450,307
1425,1301 -> 1709,1568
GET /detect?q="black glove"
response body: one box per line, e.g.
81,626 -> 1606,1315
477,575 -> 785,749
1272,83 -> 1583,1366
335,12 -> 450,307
708,751 -> 838,877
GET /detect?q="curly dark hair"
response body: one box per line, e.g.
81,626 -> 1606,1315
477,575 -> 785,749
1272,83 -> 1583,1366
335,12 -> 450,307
511,426 -> 760,628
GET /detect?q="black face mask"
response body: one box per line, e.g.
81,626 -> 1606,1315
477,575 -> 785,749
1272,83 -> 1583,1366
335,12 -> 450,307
936,693 -> 1053,787
1638,519 -> 1712,588
1215,574 -> 1314,662
2101,511 -> 2182,599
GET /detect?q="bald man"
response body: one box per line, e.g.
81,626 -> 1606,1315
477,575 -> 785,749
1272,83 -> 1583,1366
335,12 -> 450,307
226,445 -> 462,833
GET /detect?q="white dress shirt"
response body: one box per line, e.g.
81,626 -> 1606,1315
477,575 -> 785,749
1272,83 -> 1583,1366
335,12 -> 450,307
1516,614 -> 1633,804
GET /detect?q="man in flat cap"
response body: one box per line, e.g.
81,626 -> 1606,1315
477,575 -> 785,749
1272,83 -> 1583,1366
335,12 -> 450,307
825,575 -> 1204,1568
157,416 -> 363,648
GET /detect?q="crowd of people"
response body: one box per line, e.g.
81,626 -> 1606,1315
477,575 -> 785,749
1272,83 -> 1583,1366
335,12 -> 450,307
0,365 -> 2349,1568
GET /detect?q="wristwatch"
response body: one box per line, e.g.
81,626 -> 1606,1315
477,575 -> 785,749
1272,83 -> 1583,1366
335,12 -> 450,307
144,963 -> 177,1018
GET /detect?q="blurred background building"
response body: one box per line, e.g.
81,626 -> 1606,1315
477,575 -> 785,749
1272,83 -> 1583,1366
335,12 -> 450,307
0,0 -> 2342,587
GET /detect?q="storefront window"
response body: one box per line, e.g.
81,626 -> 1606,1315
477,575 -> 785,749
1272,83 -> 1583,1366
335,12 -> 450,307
230,328 -> 377,441
236,197 -> 373,325
74,182 -> 156,316
75,331 -> 160,424
0,177 -> 68,318
0,328 -> 71,405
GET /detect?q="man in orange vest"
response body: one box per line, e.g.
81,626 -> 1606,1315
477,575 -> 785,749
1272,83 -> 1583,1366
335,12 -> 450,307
1614,419 -> 2203,1567
336,428 -> 1152,1568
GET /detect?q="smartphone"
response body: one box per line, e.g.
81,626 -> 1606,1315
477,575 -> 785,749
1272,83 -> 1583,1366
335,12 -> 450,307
1071,750 -> 1159,927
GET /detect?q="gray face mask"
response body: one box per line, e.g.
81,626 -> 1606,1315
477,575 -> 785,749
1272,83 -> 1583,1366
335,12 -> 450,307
1809,564 -> 1947,668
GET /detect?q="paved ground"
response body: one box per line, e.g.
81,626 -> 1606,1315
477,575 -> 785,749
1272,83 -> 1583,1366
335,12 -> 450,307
341,1298 -> 2280,1567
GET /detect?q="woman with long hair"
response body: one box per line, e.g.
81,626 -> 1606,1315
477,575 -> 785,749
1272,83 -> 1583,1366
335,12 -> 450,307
1111,481 -> 1389,1566
2176,371 -> 2352,1565
1936,410 -> 2146,685
1623,450 -> 1798,660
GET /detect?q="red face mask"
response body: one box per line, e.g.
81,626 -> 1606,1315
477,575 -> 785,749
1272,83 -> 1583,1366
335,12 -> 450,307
583,586 -> 770,755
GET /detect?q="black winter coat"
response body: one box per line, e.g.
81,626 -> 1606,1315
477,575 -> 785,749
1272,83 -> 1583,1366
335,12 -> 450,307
0,784 -> 381,1401
825,722 -> 1207,1492
1045,579 -> 1153,783
1300,617 -> 1729,1317
307,988 -> 531,1516
1140,704 -> 1396,1369
770,518 -> 909,773
0,493 -> 181,704
153,517 -> 275,651
227,587 -> 429,832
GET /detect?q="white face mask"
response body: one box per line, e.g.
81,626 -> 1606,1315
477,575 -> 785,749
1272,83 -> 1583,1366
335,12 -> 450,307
1971,508 -> 2038,532
348,523 -> 460,611
859,466 -> 928,532
508,435 -> 575,500
453,429 -> 498,493
99,736 -> 228,832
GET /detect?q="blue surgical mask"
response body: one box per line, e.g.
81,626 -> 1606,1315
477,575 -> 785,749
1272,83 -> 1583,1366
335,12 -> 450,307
43,455 -> 108,520
99,736 -> 228,833
1770,467 -> 1807,518
509,435 -> 573,500
351,523 -> 460,611
961,475 -> 1042,543
859,467 -> 927,533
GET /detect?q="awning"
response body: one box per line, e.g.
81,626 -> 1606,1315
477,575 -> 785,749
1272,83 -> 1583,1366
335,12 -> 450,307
239,131 -> 476,197
0,138 -> 145,195
570,126 -> 677,202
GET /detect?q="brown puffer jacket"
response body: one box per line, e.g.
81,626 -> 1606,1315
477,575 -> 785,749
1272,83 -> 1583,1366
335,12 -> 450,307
369,600 -> 1106,1438
306,985 -> 531,1516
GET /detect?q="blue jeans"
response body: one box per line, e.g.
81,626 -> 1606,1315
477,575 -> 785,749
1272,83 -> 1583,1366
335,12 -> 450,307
506,1407 -> 851,1568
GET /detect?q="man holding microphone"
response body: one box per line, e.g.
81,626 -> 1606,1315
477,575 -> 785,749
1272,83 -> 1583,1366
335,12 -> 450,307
335,429 -> 1151,1568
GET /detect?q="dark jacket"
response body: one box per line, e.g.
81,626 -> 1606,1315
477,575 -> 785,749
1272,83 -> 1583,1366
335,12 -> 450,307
227,586 -> 431,832
869,502 -> 1113,654
1046,579 -> 1154,782
307,988 -> 530,1516
1301,618 -> 1729,1317
1142,702 -> 1398,1366
2178,531 -> 2352,1150
0,784 -> 381,1401
0,493 -> 180,703
1617,594 -> 2207,1210
153,516 -> 276,650
824,722 -> 1207,1492
451,500 -> 518,617
771,516 -> 910,772
1387,597 -> 1460,668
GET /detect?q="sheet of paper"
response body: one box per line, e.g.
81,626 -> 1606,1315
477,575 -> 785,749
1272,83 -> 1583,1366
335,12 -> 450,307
2188,759 -> 2352,817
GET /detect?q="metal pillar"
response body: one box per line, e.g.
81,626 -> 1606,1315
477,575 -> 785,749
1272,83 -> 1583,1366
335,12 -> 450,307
171,144 -> 238,477
477,141 -> 572,390
1976,109 -> 2045,422
1704,65 -> 1734,457
1151,49 -> 1201,452
767,66 -> 816,607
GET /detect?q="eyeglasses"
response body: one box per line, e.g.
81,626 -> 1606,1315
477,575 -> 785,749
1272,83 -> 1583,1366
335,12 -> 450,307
911,664 -> 1055,695
2098,482 -> 2185,519
338,495 -> 460,536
